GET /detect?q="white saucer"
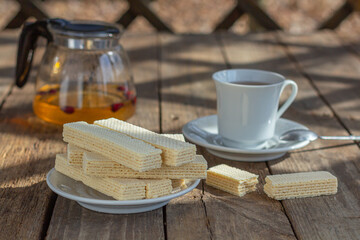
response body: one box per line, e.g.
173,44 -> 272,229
182,115 -> 310,162
46,168 -> 200,214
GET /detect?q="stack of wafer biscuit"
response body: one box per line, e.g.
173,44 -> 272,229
206,164 -> 259,197
83,152 -> 207,179
54,119 -> 207,201
63,121 -> 163,172
264,171 -> 338,200
56,154 -> 148,200
94,118 -> 196,166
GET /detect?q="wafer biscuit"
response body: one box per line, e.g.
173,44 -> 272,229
171,179 -> 185,189
67,144 -> 83,166
171,179 -> 186,191
206,164 -> 258,196
56,154 -> 174,200
63,121 -> 162,172
143,179 -> 172,198
94,118 -> 196,166
67,134 -> 185,166
83,152 -> 207,179
55,154 -> 146,200
264,171 -> 338,200
162,134 -> 185,142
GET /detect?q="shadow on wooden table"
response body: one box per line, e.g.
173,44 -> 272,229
0,156 -> 54,185
0,181 -> 56,240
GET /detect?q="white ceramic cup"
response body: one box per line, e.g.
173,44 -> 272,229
213,69 -> 298,149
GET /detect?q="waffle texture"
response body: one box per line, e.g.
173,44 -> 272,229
83,152 -> 207,179
171,179 -> 186,192
67,144 -> 83,166
55,154 -> 146,200
94,118 -> 196,166
206,164 -> 258,196
143,179 -> 172,198
264,171 -> 338,200
55,154 -> 174,200
67,134 -> 185,166
63,121 -> 162,172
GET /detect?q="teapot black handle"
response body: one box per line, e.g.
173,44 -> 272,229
15,20 -> 53,88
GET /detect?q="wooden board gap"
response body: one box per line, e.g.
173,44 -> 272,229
40,193 -> 58,240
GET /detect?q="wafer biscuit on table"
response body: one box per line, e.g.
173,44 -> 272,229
83,152 -> 207,179
55,154 -> 145,200
63,121 -> 162,172
94,118 -> 196,166
67,144 -> 83,166
206,164 -> 258,196
264,171 -> 338,200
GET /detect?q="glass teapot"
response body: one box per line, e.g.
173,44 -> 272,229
15,18 -> 136,125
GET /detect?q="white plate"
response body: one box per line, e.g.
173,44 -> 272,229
182,115 -> 310,161
46,168 -> 200,214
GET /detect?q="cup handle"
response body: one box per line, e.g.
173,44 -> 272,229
276,79 -> 298,119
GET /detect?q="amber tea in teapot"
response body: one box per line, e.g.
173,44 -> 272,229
33,83 -> 136,125
16,19 -> 136,125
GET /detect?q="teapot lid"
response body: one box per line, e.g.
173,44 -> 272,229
49,19 -> 121,39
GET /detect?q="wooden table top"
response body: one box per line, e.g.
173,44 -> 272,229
0,30 -> 359,240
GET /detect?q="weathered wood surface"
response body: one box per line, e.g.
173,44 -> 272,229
115,0 -> 173,32
318,1 -> 354,30
6,0 -> 49,29
159,34 -> 220,240
45,34 -> 165,240
279,31 -> 360,136
213,0 -> 282,31
221,31 -> 360,239
0,32 -> 63,240
0,30 -> 18,104
214,6 -> 244,31
0,30 -> 359,240
160,34 -> 296,240
221,30 -> 360,240
275,31 -> 360,239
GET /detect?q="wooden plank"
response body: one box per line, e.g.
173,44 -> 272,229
205,32 -> 296,239
130,0 -> 173,32
248,31 -> 360,239
5,11 -> 29,29
45,33 -> 165,239
220,31 -> 360,239
237,0 -> 282,30
278,31 -> 360,137
201,154 -> 296,240
0,33 -> 63,239
6,0 -> 49,29
46,198 -> 164,240
160,33 -> 296,239
0,30 -> 18,105
17,0 -> 49,20
116,8 -> 138,29
335,32 -> 360,57
214,6 -> 244,31
318,1 -> 354,29
159,34 -> 218,240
